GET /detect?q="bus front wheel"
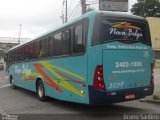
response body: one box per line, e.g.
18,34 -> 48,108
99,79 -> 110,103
10,76 -> 17,89
36,80 -> 47,101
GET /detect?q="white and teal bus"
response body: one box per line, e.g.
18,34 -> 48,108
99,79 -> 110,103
5,11 -> 154,104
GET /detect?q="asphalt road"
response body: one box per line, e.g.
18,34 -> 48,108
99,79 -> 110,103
0,70 -> 160,120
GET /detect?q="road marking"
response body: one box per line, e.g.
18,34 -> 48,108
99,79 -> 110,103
0,84 -> 11,89
0,109 -> 8,116
0,108 -> 18,120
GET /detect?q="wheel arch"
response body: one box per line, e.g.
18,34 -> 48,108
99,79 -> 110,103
35,77 -> 46,92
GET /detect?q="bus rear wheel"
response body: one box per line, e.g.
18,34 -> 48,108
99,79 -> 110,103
36,80 -> 47,101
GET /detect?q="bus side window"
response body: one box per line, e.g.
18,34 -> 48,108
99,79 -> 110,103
39,40 -> 42,58
32,41 -> 39,59
40,38 -> 49,58
24,45 -> 30,60
48,35 -> 53,57
62,29 -> 71,55
53,32 -> 63,56
73,23 -> 84,54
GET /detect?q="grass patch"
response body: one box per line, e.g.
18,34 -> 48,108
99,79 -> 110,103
153,95 -> 160,100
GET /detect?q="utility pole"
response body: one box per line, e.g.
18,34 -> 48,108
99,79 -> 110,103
61,0 -> 67,23
65,0 -> 68,22
18,24 -> 22,44
62,0 -> 68,23
60,14 -> 64,24
81,0 -> 86,15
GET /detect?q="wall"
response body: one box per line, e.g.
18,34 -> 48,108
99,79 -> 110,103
147,17 -> 160,50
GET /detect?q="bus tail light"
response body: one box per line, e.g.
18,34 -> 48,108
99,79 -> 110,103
93,65 -> 106,90
150,64 -> 154,85
99,12 -> 105,16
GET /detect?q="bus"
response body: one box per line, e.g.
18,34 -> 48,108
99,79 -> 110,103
5,11 -> 154,104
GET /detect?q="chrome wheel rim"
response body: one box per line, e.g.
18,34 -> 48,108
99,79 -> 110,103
38,84 -> 44,98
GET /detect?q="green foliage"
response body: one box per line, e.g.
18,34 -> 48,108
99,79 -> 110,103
131,0 -> 160,17
86,7 -> 95,13
153,95 -> 160,100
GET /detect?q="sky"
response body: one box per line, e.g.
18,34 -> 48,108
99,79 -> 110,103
0,0 -> 137,40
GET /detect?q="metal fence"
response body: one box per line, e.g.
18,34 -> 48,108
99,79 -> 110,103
0,37 -> 31,43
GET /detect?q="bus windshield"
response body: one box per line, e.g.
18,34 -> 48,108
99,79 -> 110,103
101,19 -> 147,43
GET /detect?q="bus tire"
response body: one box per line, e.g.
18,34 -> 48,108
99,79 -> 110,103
36,80 -> 47,101
10,76 -> 17,89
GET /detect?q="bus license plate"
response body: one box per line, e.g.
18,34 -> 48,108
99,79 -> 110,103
125,94 -> 135,100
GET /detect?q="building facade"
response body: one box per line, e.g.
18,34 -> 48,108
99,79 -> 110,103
147,17 -> 160,50
147,17 -> 160,67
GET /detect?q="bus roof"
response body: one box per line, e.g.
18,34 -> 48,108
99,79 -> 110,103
8,10 -> 145,52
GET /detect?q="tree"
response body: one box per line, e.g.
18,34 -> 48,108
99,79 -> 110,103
86,6 -> 95,13
131,0 -> 160,17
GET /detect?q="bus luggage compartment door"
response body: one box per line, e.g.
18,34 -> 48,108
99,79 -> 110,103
102,49 -> 151,91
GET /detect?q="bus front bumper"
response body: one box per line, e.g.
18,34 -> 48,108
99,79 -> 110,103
88,85 -> 154,105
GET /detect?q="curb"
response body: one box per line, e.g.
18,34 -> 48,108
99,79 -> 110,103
145,99 -> 160,105
139,97 -> 160,105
